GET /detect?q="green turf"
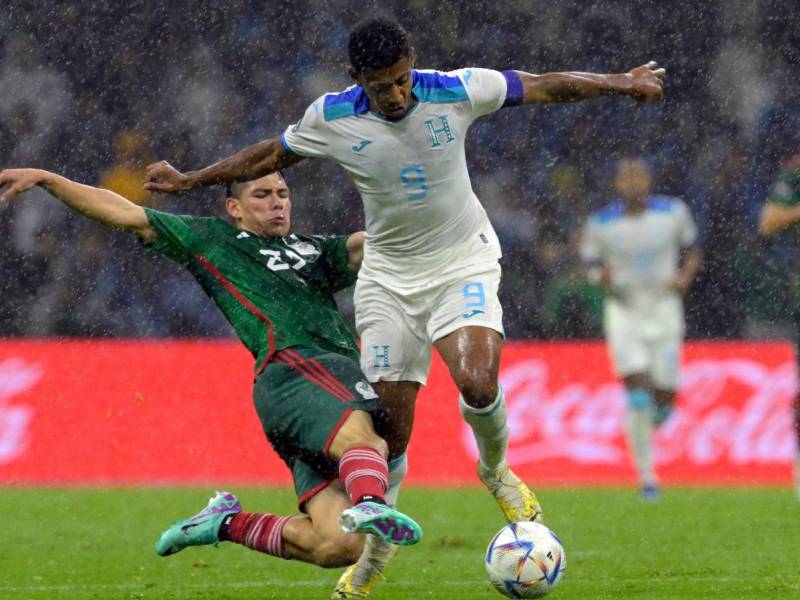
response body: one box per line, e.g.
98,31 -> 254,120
1,487 -> 798,599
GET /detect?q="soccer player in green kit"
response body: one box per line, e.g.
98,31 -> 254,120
759,151 -> 800,499
0,168 -> 421,568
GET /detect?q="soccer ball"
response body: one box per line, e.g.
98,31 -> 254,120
484,521 -> 566,598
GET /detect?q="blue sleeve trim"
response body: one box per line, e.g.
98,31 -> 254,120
412,70 -> 469,104
279,133 -> 295,154
501,70 -> 524,107
323,87 -> 370,120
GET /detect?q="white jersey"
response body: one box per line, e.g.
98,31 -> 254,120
281,68 -> 522,289
580,195 -> 698,308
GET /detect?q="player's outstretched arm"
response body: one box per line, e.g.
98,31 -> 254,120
0,168 -> 156,241
144,137 -> 304,194
513,61 -> 665,104
759,202 -> 800,236
345,232 -> 365,272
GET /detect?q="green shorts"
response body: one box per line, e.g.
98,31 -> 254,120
253,346 -> 382,511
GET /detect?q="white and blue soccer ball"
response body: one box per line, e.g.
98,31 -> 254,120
484,521 -> 566,598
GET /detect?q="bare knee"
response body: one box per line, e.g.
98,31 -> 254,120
455,368 -> 498,409
313,534 -> 364,568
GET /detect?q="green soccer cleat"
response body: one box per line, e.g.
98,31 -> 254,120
339,502 -> 422,546
155,490 -> 241,557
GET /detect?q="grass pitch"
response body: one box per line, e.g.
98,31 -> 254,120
1,486 -> 798,599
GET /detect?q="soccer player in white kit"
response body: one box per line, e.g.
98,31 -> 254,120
581,158 -> 701,500
145,19 -> 666,597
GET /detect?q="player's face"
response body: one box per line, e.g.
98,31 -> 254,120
352,53 -> 416,120
614,160 -> 653,203
227,173 -> 292,238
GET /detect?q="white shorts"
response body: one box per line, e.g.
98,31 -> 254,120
603,295 -> 684,390
355,261 -> 503,384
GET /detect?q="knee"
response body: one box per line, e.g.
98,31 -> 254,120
455,369 -> 498,409
314,535 -> 364,568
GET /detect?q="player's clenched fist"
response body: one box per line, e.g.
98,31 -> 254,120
626,61 -> 666,101
0,168 -> 49,202
144,161 -> 192,193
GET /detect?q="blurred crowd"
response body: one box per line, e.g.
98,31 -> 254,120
1,0 -> 799,340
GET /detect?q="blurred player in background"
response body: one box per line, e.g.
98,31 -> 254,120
581,158 -> 701,500
758,150 -> 800,499
0,168 -> 422,569
144,18 -> 665,597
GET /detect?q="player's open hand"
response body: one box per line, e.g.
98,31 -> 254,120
0,168 -> 48,202
626,61 -> 665,101
144,161 -> 192,194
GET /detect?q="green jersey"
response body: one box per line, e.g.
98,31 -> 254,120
143,208 -> 360,373
767,164 -> 800,207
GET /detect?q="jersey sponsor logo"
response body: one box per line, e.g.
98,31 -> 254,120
351,139 -> 373,153
236,231 -> 251,239
355,381 -> 379,400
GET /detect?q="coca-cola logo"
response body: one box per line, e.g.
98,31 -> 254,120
461,357 -> 796,467
0,357 -> 40,464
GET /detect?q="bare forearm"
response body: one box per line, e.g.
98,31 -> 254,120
519,71 -> 633,103
759,202 -> 800,236
185,138 -> 301,188
41,173 -> 152,235
679,247 -> 702,282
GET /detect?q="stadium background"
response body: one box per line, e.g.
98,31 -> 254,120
2,0 -> 799,341
3,3 -> 800,599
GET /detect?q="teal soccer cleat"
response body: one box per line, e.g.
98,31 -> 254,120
155,490 -> 241,557
339,501 -> 422,546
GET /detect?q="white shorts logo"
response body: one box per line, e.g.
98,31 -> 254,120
355,381 -> 379,400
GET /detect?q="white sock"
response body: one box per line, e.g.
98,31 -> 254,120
385,453 -> 408,507
460,387 -> 509,472
626,403 -> 655,486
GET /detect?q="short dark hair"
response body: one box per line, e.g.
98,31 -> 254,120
348,18 -> 410,73
225,181 -> 246,199
225,171 -> 286,199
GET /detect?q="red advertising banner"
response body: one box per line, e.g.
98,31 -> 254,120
0,340 -> 795,486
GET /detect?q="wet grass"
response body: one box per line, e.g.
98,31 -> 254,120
1,486 -> 798,599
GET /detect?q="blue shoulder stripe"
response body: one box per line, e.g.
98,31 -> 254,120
322,86 -> 370,121
592,201 -> 625,224
647,195 -> 678,213
412,70 -> 469,103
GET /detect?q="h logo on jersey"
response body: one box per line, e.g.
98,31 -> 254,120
425,115 -> 455,148
372,345 -> 390,369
